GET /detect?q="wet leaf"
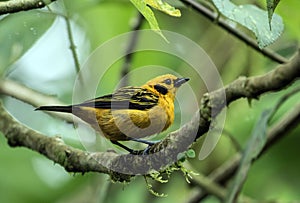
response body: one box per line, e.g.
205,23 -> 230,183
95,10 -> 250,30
0,11 -> 55,75
212,0 -> 284,48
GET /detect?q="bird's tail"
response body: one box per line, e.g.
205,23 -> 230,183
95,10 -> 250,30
35,105 -> 73,113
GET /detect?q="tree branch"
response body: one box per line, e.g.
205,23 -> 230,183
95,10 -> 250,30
0,102 -> 126,176
0,50 -> 299,181
0,0 -> 56,15
194,50 -> 300,142
186,163 -> 255,202
0,100 -> 199,180
180,0 -> 288,64
0,79 -> 75,123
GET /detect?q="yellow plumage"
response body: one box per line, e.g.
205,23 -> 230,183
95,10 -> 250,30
36,74 -> 189,152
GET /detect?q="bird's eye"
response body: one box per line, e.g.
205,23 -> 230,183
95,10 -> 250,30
163,79 -> 172,85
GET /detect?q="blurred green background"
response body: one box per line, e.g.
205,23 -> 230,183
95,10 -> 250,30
1,0 -> 300,202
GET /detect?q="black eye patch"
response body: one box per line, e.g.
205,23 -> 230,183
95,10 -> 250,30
154,85 -> 168,95
163,79 -> 172,85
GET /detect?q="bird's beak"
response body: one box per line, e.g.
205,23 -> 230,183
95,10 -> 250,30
174,77 -> 190,87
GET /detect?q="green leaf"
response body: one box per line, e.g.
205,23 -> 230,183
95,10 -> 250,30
145,0 -> 181,17
267,0 -> 281,29
212,0 -> 284,48
0,11 -> 56,75
130,0 -> 167,41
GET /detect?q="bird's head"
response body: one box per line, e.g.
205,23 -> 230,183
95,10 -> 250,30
144,74 -> 190,100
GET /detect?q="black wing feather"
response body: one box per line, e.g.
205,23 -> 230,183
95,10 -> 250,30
77,86 -> 158,110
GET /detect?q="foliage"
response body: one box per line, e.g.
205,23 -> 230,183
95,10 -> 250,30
212,0 -> 283,48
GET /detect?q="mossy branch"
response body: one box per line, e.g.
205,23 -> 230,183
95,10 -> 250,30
0,51 -> 299,181
0,0 -> 56,15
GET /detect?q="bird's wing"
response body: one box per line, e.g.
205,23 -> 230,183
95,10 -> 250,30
77,86 -> 159,110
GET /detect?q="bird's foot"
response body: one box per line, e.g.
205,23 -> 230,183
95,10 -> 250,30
111,140 -> 135,153
129,138 -> 161,155
111,139 -> 161,155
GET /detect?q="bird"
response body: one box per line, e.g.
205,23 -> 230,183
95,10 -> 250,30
35,74 -> 189,153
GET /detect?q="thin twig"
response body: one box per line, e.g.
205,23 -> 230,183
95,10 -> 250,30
180,0 -> 289,64
222,129 -> 242,152
186,163 -> 254,202
59,1 -> 85,86
46,3 -> 83,83
63,13 -> 81,73
119,12 -> 144,87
